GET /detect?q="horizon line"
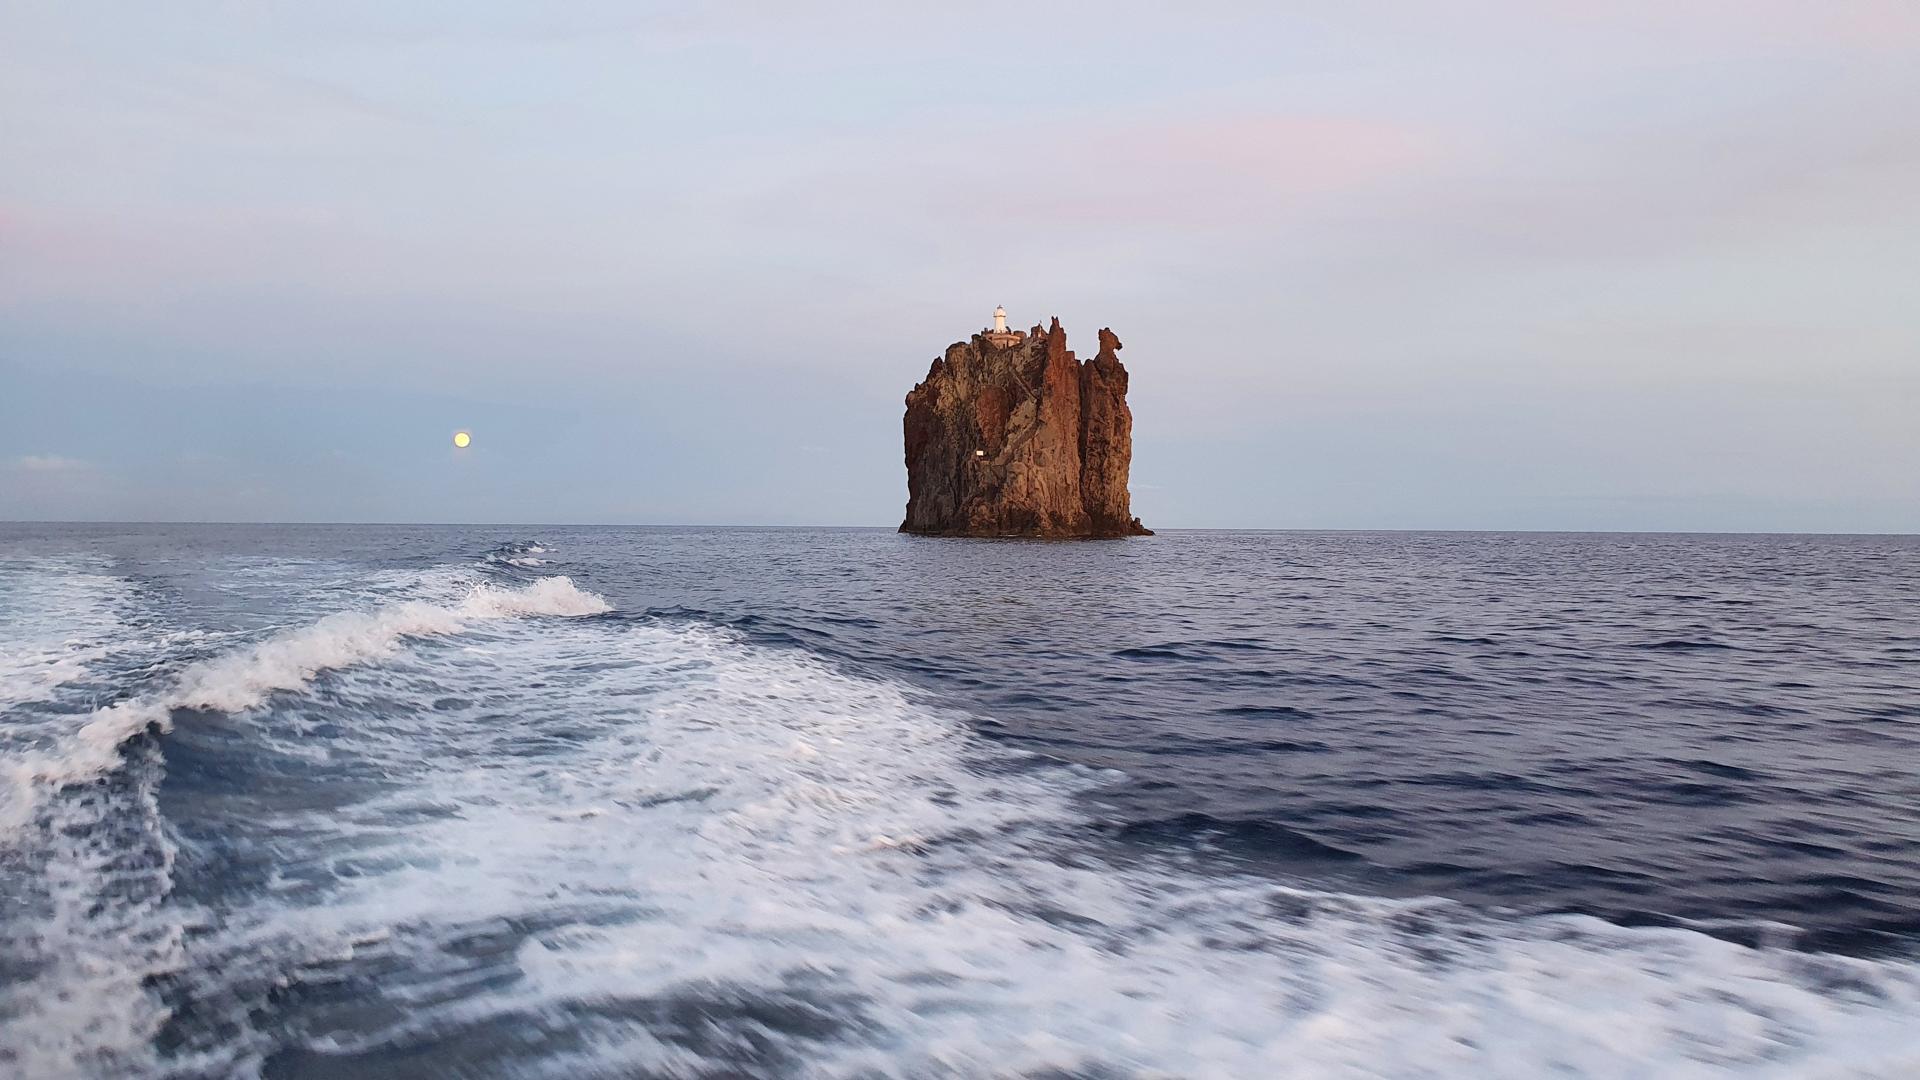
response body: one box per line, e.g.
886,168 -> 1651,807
2,520 -> 1915,539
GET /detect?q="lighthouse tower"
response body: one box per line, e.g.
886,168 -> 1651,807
983,304 -> 1024,347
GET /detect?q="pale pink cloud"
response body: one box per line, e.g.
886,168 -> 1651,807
901,113 -> 1452,231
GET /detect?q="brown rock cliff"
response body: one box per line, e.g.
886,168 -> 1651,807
901,317 -> 1151,538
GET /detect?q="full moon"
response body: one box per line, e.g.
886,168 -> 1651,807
452,430 -> 471,448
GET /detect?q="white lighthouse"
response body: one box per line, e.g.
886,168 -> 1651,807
984,304 -> 1023,347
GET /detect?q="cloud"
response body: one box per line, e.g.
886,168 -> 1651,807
941,113 -> 1448,230
735,109 -> 1448,242
0,454 -> 111,521
9,454 -> 90,473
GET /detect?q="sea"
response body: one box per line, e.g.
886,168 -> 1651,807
1,523 -> 1917,1078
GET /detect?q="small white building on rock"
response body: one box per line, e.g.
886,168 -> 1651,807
983,305 -> 1025,348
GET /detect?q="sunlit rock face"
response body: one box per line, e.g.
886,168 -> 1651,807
901,317 -> 1152,539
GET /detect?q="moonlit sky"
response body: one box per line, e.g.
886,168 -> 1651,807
4,2 -> 1917,530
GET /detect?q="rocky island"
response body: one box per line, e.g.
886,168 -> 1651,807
901,309 -> 1152,538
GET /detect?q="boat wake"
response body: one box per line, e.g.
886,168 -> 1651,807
2,554 -> 1918,1077
0,576 -> 608,832
0,571 -> 610,1076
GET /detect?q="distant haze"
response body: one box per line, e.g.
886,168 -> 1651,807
3,2 -> 1917,531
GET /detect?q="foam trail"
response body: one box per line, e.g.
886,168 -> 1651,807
143,618 -> 1920,1078
482,540 -> 552,569
0,558 -> 129,713
0,577 -> 609,833
0,741 -> 184,1078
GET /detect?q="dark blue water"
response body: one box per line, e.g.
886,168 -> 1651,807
3,524 -> 1918,1077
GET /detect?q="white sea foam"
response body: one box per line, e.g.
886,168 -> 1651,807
0,570 -> 612,1079
482,541 -> 552,569
0,740 -> 185,1080
0,559 -> 187,1077
0,558 -> 130,713
141,616 -> 1920,1078
0,576 -> 610,834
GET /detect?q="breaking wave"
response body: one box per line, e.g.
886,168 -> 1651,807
0,576 -> 609,834
4,544 -> 1919,1077
141,616 -> 1920,1078
0,569 -> 610,1076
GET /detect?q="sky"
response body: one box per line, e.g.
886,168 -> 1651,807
3,1 -> 1917,531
